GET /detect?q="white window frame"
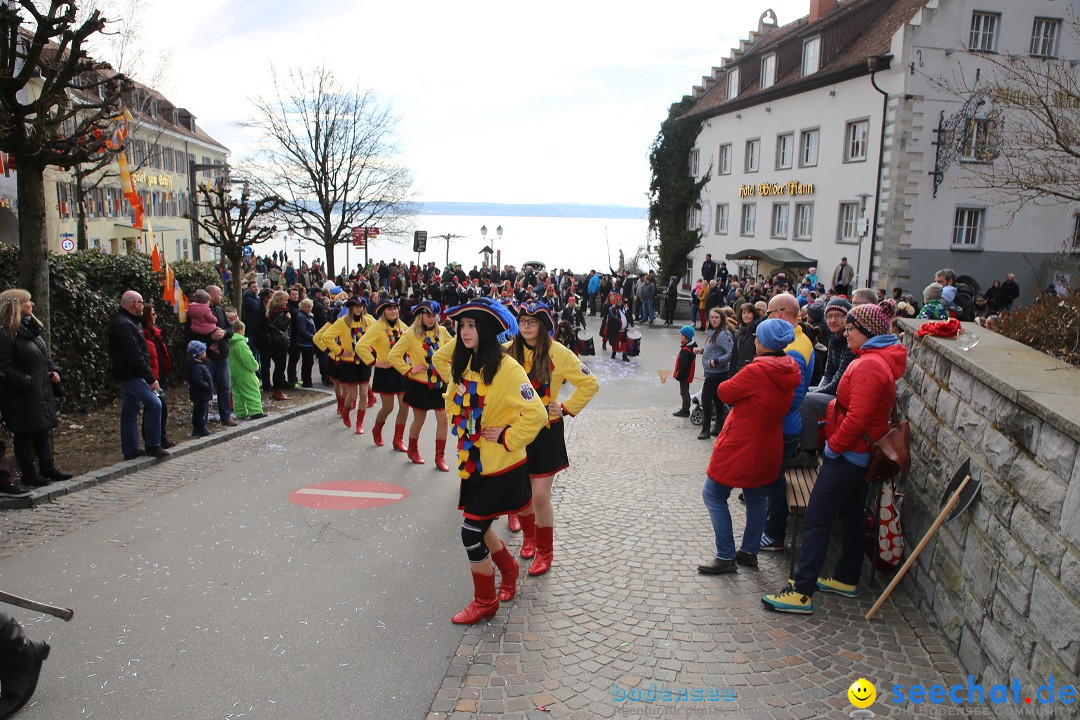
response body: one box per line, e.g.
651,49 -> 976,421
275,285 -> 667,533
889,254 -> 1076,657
715,203 -> 729,235
761,54 -> 776,90
838,203 -> 860,244
771,203 -> 789,239
726,68 -> 740,100
689,149 -> 700,178
776,133 -> 794,170
741,203 -> 757,236
745,138 -> 760,173
960,118 -> 995,162
969,12 -> 999,53
1030,18 -> 1061,58
844,119 -> 869,162
952,207 -> 985,249
799,128 -> 819,167
718,144 -> 732,175
794,203 -> 814,240
802,36 -> 821,76
688,205 -> 701,231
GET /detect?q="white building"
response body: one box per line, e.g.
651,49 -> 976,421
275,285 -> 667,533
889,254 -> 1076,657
684,0 -> 1078,303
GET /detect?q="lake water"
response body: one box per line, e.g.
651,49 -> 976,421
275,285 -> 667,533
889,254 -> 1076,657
264,213 -> 653,275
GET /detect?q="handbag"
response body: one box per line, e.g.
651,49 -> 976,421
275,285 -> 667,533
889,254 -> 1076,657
862,406 -> 910,484
866,476 -> 905,573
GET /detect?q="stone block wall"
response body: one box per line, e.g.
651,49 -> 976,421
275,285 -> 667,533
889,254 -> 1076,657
895,320 -> 1080,714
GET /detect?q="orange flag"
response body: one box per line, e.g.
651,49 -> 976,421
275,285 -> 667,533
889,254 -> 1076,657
151,244 -> 162,272
175,282 -> 188,323
163,263 -> 175,303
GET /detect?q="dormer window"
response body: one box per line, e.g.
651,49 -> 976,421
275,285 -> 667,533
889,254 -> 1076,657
802,36 -> 821,76
172,109 -> 179,125
726,68 -> 740,100
761,54 -> 776,89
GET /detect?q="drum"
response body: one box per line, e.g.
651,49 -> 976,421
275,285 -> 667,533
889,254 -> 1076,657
626,327 -> 642,357
576,329 -> 595,356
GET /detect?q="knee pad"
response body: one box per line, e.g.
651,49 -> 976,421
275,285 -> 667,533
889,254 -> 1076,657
461,519 -> 492,562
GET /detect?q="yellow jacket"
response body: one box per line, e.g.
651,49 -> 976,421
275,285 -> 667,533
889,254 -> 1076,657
445,354 -> 547,476
320,314 -> 375,361
388,325 -> 453,386
432,335 -> 457,385
356,317 -> 409,365
504,339 -> 599,421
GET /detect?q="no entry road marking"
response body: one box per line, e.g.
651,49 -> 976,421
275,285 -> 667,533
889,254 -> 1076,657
288,480 -> 410,510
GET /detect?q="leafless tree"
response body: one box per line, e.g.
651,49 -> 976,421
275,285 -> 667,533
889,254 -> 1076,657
243,64 -> 414,276
189,177 -> 283,309
0,0 -> 129,343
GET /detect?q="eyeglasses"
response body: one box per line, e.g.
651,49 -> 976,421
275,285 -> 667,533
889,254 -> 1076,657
766,308 -> 782,317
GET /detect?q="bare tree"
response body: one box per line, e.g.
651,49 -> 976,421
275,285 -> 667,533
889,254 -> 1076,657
189,177 -> 283,309
949,14 -> 1080,212
0,0 -> 129,342
243,65 -> 414,276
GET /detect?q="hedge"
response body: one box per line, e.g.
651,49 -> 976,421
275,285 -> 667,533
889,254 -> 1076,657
0,245 -> 221,410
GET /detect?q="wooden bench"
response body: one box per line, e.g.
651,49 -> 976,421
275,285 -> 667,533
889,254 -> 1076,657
785,460 -> 821,576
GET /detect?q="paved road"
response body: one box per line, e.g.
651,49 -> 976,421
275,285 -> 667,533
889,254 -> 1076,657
1,321 -> 979,720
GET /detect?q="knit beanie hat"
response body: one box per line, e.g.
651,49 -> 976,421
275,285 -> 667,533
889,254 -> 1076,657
924,282 -> 943,302
878,298 -> 897,318
847,304 -> 891,338
187,340 -> 207,357
679,325 -> 695,341
192,289 -> 210,304
825,297 -> 852,316
806,303 -> 825,323
941,286 -> 957,303
755,318 -> 795,351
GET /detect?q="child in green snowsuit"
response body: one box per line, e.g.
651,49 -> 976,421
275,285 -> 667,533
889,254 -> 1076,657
229,323 -> 265,420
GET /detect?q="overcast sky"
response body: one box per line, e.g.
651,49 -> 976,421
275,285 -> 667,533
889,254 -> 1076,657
116,0 -> 811,207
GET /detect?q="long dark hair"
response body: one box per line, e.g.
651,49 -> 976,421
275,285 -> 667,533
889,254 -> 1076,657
509,330 -> 552,386
451,321 -> 505,385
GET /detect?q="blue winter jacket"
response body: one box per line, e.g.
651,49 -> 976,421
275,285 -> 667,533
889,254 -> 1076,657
782,325 -> 815,435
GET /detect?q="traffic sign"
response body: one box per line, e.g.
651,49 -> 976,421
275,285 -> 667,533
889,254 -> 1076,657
413,230 -> 427,253
287,480 -> 410,510
242,245 -> 254,257
61,238 -> 75,252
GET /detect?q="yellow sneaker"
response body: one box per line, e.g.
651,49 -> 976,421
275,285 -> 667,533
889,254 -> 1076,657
816,577 -> 858,598
762,581 -> 814,614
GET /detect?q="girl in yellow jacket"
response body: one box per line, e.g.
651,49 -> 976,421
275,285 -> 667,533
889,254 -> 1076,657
318,298 -> 375,432
506,301 -> 599,576
387,300 -> 453,470
444,298 -> 547,625
356,298 -> 410,450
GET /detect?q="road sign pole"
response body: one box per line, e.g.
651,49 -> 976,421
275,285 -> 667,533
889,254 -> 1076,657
364,229 -> 369,268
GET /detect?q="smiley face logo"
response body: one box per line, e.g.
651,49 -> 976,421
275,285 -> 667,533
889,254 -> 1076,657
848,678 -> 876,708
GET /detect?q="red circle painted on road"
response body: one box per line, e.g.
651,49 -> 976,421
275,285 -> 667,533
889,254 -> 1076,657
288,480 -> 410,510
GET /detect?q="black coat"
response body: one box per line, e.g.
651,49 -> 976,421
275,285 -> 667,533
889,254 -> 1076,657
0,318 -> 60,433
730,319 -> 761,377
109,309 -> 156,384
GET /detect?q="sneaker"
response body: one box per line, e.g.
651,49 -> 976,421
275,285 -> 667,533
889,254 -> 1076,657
762,582 -> 814,614
759,534 -> 786,552
0,483 -> 34,498
672,409 -> 691,418
787,450 -> 819,469
817,577 -> 859,598
221,417 -> 239,428
249,413 -> 268,420
697,558 -> 737,575
735,550 -> 758,568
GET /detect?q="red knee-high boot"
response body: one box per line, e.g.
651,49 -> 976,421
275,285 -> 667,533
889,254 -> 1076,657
528,526 -> 554,576
518,513 -> 537,559
354,407 -> 366,435
367,389 -> 377,408
341,400 -> 352,428
451,570 -> 499,624
491,544 -> 519,602
336,395 -> 344,417
507,513 -> 522,533
372,421 -> 385,446
434,439 -> 449,472
407,437 -> 424,464
393,424 -> 407,452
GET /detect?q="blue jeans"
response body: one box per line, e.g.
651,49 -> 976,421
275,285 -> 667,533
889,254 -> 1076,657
642,298 -> 654,323
792,455 -> 869,596
119,379 -> 162,456
763,434 -> 800,542
207,356 -> 233,419
702,479 -> 767,559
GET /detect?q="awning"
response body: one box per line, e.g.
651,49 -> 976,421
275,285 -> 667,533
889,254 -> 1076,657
112,223 -> 139,239
725,247 -> 818,267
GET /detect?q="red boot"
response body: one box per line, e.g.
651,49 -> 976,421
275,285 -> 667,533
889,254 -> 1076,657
407,437 -> 424,464
434,439 -> 449,472
451,570 -> 499,624
508,513 -> 522,533
528,526 -> 554,576
393,424 -> 407,452
518,513 -> 537,559
341,404 -> 352,428
354,408 -> 365,435
336,395 -> 344,416
491,545 -> 519,602
372,422 -> 385,447
367,390 -> 377,408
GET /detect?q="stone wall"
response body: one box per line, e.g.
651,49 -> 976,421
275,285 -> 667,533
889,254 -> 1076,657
895,319 -> 1080,711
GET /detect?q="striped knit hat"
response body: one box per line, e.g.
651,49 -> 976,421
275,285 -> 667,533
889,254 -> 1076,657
847,303 -> 891,338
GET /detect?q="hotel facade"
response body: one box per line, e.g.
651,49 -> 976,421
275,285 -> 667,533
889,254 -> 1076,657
683,0 -> 1078,303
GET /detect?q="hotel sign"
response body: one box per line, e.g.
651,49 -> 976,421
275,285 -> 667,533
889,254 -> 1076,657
131,172 -> 174,189
739,181 -> 814,198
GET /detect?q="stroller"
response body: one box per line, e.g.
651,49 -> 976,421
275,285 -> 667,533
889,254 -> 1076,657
690,389 -> 728,428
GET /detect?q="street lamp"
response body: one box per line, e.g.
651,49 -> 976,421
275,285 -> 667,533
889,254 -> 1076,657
480,224 -> 504,270
855,192 -> 872,288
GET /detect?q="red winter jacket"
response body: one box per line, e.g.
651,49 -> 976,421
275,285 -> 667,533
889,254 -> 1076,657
143,325 -> 173,381
825,343 -> 907,455
707,354 -> 802,488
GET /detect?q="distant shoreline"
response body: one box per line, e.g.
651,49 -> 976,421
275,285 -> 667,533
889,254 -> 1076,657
417,201 -> 647,220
